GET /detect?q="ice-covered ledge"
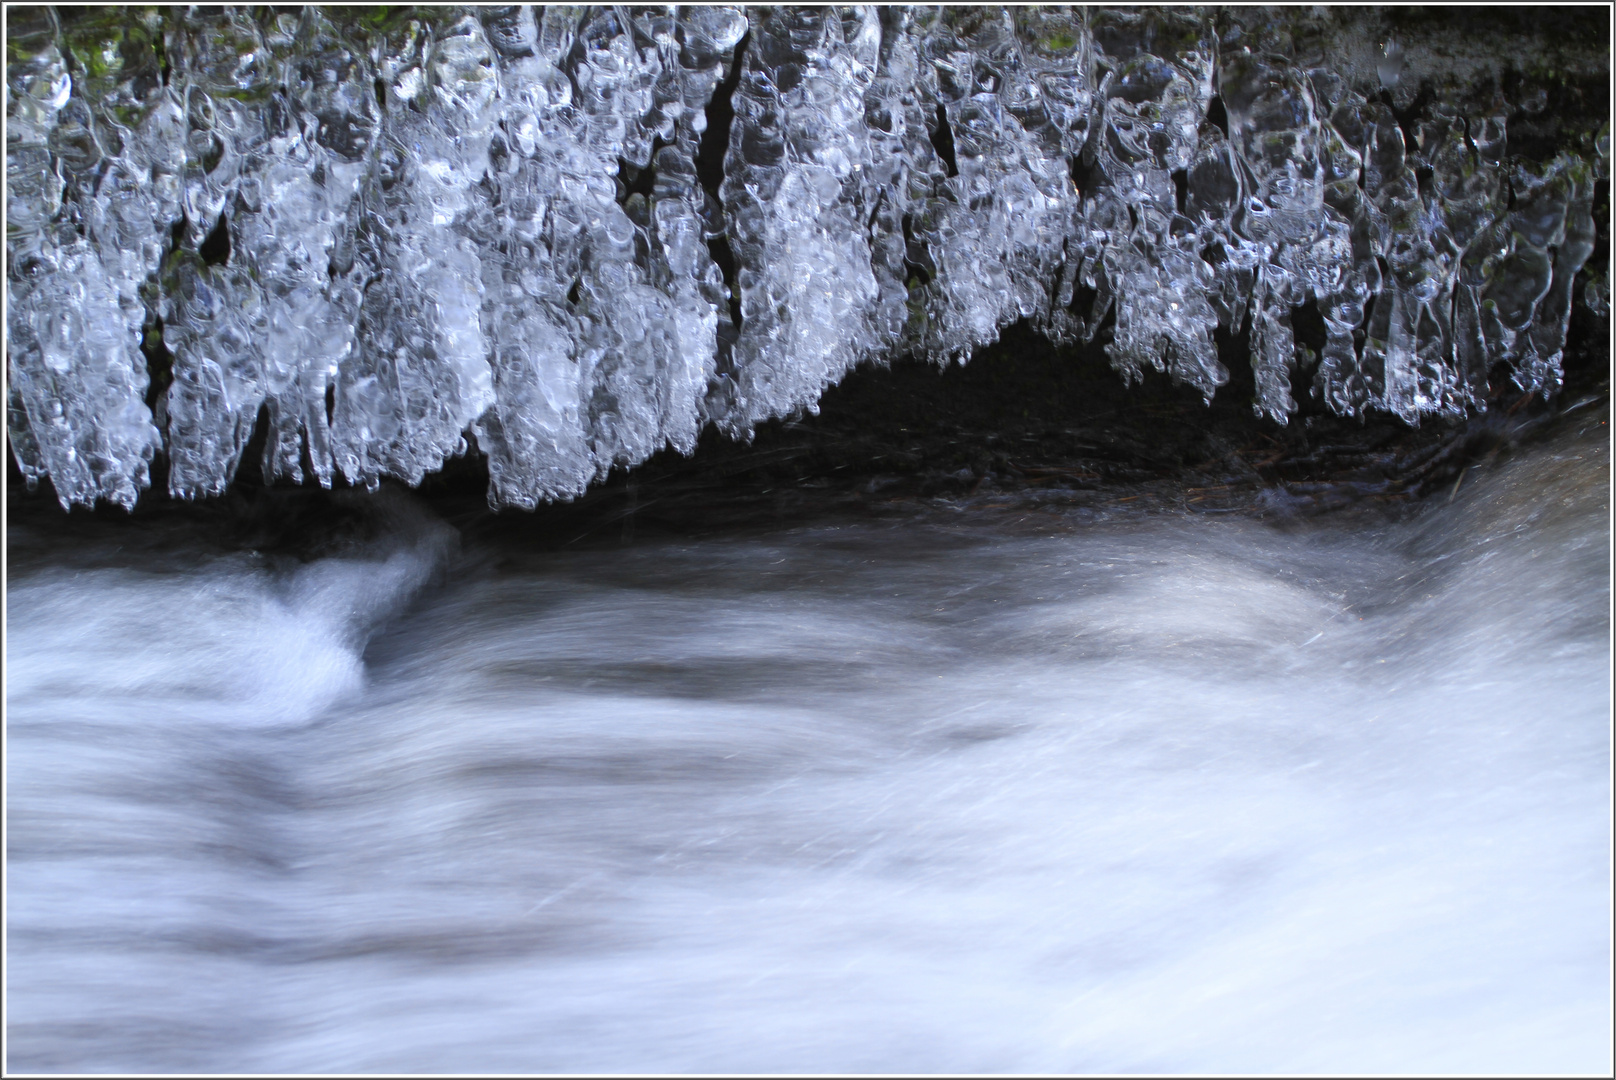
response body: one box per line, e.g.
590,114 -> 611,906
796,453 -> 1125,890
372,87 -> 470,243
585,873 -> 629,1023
5,6 -> 1609,510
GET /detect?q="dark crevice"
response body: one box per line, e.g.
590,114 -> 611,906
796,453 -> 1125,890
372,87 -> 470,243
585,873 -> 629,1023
324,382 -> 336,428
1219,302 -> 1258,404
901,213 -> 934,287
374,77 -> 387,111
617,138 -> 666,205
1380,84 -> 1435,155
696,34 -> 747,201
1292,299 -> 1329,359
621,7 -> 658,52
697,31 -> 749,334
234,403 -> 273,489
567,278 -> 582,306
1070,282 -> 1100,322
200,213 -> 231,266
199,132 -> 225,177
866,187 -> 887,231
1592,179 -> 1610,251
1171,169 -> 1189,214
559,15 -> 592,74
1070,151 -> 1101,200
711,239 -> 742,332
930,102 -> 960,178
1484,358 -> 1519,400
1206,95 -> 1229,138
155,30 -> 171,86
141,317 -> 173,413
327,228 -> 354,279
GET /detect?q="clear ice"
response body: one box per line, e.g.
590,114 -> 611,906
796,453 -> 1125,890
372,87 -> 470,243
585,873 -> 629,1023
6,6 -> 1609,509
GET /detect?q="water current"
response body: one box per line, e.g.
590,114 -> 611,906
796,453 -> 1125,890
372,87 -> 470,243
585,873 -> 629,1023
6,416 -> 1610,1073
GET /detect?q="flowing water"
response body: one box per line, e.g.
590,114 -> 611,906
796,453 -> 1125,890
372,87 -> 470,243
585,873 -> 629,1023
6,418 -> 1610,1074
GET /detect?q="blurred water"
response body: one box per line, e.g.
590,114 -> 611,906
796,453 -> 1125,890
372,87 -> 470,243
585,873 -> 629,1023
7,421 -> 1610,1073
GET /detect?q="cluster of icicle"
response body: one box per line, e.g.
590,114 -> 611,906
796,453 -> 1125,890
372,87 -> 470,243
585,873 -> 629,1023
6,6 -> 1607,510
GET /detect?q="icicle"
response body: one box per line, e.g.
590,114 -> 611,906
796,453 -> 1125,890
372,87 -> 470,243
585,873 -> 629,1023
5,6 -> 1604,508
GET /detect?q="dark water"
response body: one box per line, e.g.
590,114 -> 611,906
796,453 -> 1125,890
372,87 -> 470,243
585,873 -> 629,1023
7,419 -> 1610,1073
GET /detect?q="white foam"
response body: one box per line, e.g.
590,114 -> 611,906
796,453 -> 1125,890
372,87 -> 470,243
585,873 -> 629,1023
6,429 -> 1608,1072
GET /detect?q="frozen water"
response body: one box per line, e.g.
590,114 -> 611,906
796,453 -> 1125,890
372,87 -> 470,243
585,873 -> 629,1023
6,6 -> 1609,507
6,416 -> 1608,1072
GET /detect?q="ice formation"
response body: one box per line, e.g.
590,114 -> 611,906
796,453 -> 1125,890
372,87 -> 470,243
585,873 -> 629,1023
6,6 -> 1609,509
